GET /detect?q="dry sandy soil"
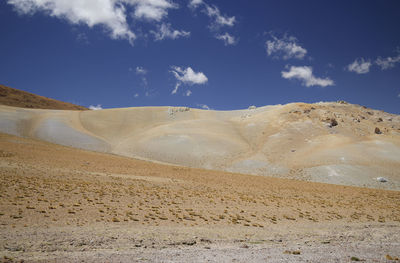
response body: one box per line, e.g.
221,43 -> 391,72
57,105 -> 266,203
0,85 -> 87,111
1,101 -> 400,190
0,132 -> 399,262
1,95 -> 400,262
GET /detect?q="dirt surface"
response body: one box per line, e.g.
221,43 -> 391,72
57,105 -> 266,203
1,101 -> 399,190
0,132 -> 399,262
0,85 -> 87,110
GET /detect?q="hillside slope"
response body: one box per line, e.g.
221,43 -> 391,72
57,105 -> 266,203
1,132 -> 399,262
0,84 -> 87,110
0,102 -> 399,189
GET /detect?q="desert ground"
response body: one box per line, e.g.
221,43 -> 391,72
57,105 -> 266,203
1,100 -> 400,190
0,132 -> 399,262
0,87 -> 400,262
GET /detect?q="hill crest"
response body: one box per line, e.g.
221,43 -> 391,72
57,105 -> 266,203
0,84 -> 87,110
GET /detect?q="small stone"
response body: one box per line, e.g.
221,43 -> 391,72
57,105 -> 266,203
182,240 -> 196,246
324,118 -> 338,128
377,177 -> 388,183
375,127 -> 382,134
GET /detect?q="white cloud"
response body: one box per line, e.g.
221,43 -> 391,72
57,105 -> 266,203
281,66 -> 334,87
375,53 -> 400,70
204,4 -> 235,28
188,1 -> 236,44
216,32 -> 237,46
8,0 -> 136,44
346,58 -> 372,74
7,0 -> 178,44
171,83 -> 180,94
124,0 -> 177,21
89,104 -> 103,110
266,34 -> 307,60
170,66 -> 208,95
134,93 -> 139,98
151,23 -> 190,41
185,90 -> 192,96
135,66 -> 147,74
188,0 -> 203,9
170,66 -> 208,85
197,104 -> 211,110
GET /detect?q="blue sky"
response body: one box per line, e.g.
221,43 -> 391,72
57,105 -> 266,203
1,0 -> 400,113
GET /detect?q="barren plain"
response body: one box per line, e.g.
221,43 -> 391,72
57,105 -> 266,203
0,88 -> 399,262
0,132 -> 399,262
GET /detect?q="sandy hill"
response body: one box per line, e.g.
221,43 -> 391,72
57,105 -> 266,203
0,84 -> 87,110
0,101 -> 399,190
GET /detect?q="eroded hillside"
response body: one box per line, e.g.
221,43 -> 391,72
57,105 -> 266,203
0,101 -> 399,189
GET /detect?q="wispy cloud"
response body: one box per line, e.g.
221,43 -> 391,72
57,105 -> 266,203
76,32 -> 89,45
216,32 -> 237,46
89,104 -> 103,110
197,104 -> 211,110
133,66 -> 153,97
266,34 -> 307,60
151,23 -> 190,41
171,83 -> 180,95
7,0 -> 178,45
189,0 -> 235,28
135,66 -> 147,75
188,0 -> 203,9
375,50 -> 400,70
346,58 -> 372,74
281,66 -> 334,87
203,4 -> 235,29
127,0 -> 177,22
346,48 -> 400,73
170,66 -> 208,95
188,0 -> 237,44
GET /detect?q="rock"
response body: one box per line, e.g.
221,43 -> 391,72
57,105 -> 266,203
240,244 -> 249,248
377,177 -> 388,183
337,100 -> 348,104
284,250 -> 301,255
200,238 -> 212,243
375,127 -> 382,134
377,118 -> 383,122
325,118 -> 338,128
386,254 -> 400,260
248,105 -> 256,110
182,240 -> 196,246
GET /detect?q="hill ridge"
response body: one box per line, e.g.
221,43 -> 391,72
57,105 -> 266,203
0,84 -> 88,110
